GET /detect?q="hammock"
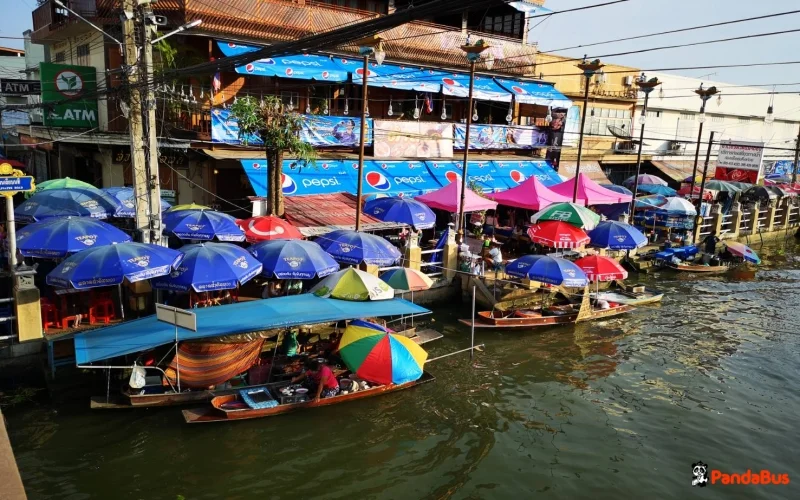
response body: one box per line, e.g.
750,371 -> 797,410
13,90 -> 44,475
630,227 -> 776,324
165,339 -> 264,389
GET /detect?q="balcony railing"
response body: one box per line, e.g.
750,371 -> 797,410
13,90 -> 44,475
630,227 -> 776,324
106,95 -> 212,140
32,0 -> 97,32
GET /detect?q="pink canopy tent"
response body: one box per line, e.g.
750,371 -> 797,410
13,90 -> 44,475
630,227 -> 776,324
415,181 -> 497,213
550,173 -> 633,206
486,176 -> 572,211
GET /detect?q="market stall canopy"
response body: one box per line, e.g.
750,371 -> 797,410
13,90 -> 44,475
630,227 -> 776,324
363,197 -> 436,230
415,181 -> 497,213
531,202 -> 601,230
588,221 -> 647,250
339,320 -> 427,385
217,42 -> 349,81
163,209 -> 246,242
315,229 -> 402,266
527,220 -> 591,249
339,59 -> 447,93
16,187 -> 122,222
636,184 -> 677,196
380,268 -> 434,292
151,243 -> 262,293
249,239 -> 339,280
311,268 -> 394,301
505,254 -> 588,287
236,216 -> 304,242
102,187 -> 172,218
550,174 -> 633,206
73,295 -> 430,364
441,74 -> 513,102
573,255 -> 628,282
486,175 -> 572,211
658,197 -> 697,216
494,78 -> 572,108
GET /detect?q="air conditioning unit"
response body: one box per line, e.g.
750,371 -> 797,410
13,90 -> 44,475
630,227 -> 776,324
669,141 -> 683,152
623,75 -> 634,86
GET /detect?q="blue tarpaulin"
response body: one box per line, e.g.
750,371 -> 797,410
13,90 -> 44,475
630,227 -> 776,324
442,74 -> 513,102
453,124 -> 549,150
355,160 -> 442,196
336,58 -> 447,93
217,42 -> 348,81
211,108 -> 262,145
242,159 -> 357,197
494,78 -> 572,108
74,296 -> 430,364
423,160 -> 503,193
490,160 -> 561,188
213,110 -> 372,147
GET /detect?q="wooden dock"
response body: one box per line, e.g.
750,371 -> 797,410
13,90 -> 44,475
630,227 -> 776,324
0,409 -> 27,499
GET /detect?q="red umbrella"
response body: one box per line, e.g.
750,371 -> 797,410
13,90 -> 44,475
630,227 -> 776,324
527,221 -> 590,249
236,216 -> 303,242
573,255 -> 628,282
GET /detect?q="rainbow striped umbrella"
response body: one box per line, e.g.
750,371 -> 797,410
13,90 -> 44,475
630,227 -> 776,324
725,241 -> 761,264
339,320 -> 427,385
380,268 -> 434,291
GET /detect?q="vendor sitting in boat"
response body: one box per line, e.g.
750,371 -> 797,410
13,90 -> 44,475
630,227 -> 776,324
290,358 -> 340,402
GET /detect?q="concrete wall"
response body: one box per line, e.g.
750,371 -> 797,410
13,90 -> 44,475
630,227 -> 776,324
635,72 -> 800,161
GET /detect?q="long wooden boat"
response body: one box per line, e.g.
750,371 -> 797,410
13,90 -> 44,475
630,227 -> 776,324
182,372 -> 436,423
590,288 -> 664,306
459,303 -> 634,329
666,263 -> 729,274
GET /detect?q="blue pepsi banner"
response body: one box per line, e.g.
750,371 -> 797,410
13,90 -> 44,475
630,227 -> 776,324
441,74 -> 512,102
494,78 -> 572,108
352,160 -> 442,196
241,160 -> 357,197
492,160 -> 561,188
216,42 -> 348,81
211,108 -> 262,145
765,160 -> 796,177
300,115 -> 372,147
336,58 -> 447,93
454,124 -> 549,150
424,160 -> 503,194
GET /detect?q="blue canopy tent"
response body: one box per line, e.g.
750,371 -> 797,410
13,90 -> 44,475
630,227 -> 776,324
338,59 -> 448,93
217,42 -> 349,81
442,74 -> 513,102
74,296 -> 429,364
493,78 -> 572,108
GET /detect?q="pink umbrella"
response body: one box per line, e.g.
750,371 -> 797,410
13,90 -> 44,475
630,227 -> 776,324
486,176 -> 572,211
550,174 -> 633,206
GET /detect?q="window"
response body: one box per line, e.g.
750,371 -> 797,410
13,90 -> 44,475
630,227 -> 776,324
600,108 -> 610,118
710,115 -> 724,123
54,52 -> 65,63
680,112 -> 694,120
738,116 -> 751,123
482,12 -> 525,37
647,110 -> 661,118
76,44 -> 90,66
622,110 -> 631,118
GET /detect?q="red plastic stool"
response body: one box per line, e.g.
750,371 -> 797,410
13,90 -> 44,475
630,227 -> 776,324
89,298 -> 116,325
41,299 -> 60,333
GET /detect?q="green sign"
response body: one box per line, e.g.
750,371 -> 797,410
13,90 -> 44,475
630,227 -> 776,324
40,62 -> 98,128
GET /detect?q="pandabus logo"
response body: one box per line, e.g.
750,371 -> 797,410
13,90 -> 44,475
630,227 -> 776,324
691,461 -> 790,487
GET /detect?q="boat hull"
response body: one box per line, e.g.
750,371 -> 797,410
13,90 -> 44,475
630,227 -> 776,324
667,264 -> 729,274
590,289 -> 664,306
182,372 -> 436,423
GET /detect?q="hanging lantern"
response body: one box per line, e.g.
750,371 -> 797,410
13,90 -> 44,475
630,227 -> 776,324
344,98 -> 349,115
545,107 -> 553,125
388,96 -> 393,116
472,104 -> 478,122
413,95 -> 420,120
365,105 -> 370,118
506,102 -> 513,124
440,97 -> 447,120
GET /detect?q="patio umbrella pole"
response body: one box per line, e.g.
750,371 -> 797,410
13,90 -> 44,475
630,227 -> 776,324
174,310 -> 180,393
118,284 -> 125,320
411,290 -> 414,328
266,331 -> 281,384
470,285 -> 476,360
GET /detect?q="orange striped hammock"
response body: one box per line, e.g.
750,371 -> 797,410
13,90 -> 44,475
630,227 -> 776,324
164,339 -> 264,389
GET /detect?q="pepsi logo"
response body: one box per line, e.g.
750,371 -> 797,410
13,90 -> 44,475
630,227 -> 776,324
245,63 -> 255,73
321,163 -> 330,170
355,68 -> 375,77
445,171 -> 461,183
432,162 -> 439,168
477,162 -> 486,168
366,172 -> 391,191
252,163 -> 263,170
322,71 -> 330,79
351,163 -> 359,170
381,163 -> 388,170
285,68 -> 294,77
391,81 -> 397,86
281,174 -> 297,195
227,43 -> 237,48
408,163 -> 415,169
400,65 -> 406,70
442,77 -> 457,86
420,83 -> 427,88
340,59 -> 350,64
510,170 -> 526,184
512,85 -> 525,94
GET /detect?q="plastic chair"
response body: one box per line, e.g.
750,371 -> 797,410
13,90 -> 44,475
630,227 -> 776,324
89,297 -> 116,325
41,298 -> 60,333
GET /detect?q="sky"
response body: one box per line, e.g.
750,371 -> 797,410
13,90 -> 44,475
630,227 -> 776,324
2,0 -> 800,88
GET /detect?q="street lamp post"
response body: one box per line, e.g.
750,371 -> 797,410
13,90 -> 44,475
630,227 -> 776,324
688,84 -> 719,207
629,73 -> 661,216
456,39 -> 490,243
573,57 -> 604,203
353,36 -> 385,232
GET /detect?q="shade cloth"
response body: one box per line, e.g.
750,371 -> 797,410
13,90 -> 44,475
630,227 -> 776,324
486,175 -> 572,211
74,296 -> 429,364
493,77 -> 572,108
550,173 -> 633,206
441,74 -> 513,102
164,339 -> 265,389
415,181 -> 497,213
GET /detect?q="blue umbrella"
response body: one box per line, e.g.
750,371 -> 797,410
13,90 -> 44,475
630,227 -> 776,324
15,187 -> 122,222
102,187 -> 172,218
316,230 -> 402,266
46,242 -> 183,289
506,255 -> 588,287
635,194 -> 668,209
363,197 -> 436,230
163,209 -> 245,242
588,221 -> 647,250
151,243 -> 262,292
600,184 -> 633,196
16,217 -> 132,258
636,184 -> 677,196
249,239 -> 339,279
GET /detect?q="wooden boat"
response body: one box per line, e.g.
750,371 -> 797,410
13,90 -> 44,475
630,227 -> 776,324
90,381 -> 286,410
182,372 -> 436,423
666,263 -> 729,274
590,287 -> 664,306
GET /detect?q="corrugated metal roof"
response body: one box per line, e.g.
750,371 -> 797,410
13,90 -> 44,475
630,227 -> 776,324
651,160 -> 713,182
557,161 -> 610,184
284,193 -> 406,235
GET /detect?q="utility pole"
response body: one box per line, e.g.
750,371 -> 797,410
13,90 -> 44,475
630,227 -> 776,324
122,0 -> 152,243
140,2 -> 163,245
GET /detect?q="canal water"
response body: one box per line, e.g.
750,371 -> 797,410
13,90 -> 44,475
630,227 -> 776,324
6,241 -> 800,499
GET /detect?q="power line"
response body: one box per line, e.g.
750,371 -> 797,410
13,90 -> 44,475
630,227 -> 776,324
540,8 -> 800,54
